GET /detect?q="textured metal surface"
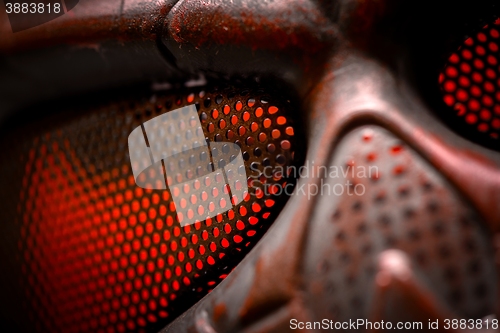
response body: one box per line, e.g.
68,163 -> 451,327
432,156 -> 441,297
1,0 -> 500,332
0,87 -> 301,332
157,1 -> 500,332
0,0 -> 177,52
303,126 -> 495,324
162,126 -> 498,333
0,0 -> 183,120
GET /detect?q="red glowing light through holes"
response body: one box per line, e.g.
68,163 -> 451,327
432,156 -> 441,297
440,18 -> 500,140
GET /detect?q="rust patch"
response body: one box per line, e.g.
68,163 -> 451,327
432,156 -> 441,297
213,303 -> 227,323
167,0 -> 336,54
0,0 -> 177,52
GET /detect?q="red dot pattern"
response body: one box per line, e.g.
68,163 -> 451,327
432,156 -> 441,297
15,88 -> 301,332
440,18 -> 500,140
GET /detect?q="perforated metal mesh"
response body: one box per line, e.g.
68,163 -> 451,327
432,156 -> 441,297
0,87 -> 303,333
440,18 -> 500,142
303,126 -> 496,325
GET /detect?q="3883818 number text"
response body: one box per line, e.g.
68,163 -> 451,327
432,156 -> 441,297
5,3 -> 62,14
443,318 -> 498,330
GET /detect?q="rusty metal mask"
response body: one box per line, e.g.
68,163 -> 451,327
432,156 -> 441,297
0,1 -> 499,332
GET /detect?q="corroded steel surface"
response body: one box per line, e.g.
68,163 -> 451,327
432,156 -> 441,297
1,0 -> 500,332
